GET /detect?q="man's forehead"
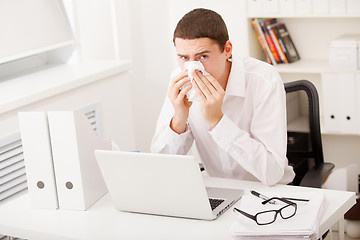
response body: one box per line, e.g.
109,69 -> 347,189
174,37 -> 217,46
174,38 -> 220,54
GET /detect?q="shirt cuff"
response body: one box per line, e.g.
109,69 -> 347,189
164,122 -> 192,148
210,115 -> 241,149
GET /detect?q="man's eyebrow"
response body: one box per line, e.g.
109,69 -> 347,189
177,53 -> 188,58
177,50 -> 211,58
195,50 -> 211,56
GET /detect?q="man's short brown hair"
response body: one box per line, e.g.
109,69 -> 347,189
173,8 -> 229,51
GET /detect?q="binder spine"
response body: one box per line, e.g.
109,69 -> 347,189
48,111 -> 85,210
18,112 -> 59,209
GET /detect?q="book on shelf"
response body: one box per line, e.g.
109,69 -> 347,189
266,22 -> 289,64
276,23 -> 301,63
252,18 -> 300,65
259,18 -> 282,64
251,18 -> 275,65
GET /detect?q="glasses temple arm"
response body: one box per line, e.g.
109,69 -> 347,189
233,208 -> 257,221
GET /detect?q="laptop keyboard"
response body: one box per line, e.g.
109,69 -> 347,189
209,198 -> 225,210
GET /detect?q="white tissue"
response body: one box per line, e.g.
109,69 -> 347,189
184,61 -> 209,102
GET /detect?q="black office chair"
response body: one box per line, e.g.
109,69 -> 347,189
284,80 -> 334,188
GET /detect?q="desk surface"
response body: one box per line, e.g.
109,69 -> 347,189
0,177 -> 356,240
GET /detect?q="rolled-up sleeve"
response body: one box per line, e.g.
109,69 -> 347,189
151,97 -> 194,155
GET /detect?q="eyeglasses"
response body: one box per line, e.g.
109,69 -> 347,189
233,197 -> 297,225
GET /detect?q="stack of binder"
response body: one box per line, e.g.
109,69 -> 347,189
231,191 -> 326,239
19,111 -> 111,211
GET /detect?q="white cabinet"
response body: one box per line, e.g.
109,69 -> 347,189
279,0 -> 296,14
322,72 -> 358,134
295,0 -> 312,14
329,0 -> 346,14
312,0 -> 329,14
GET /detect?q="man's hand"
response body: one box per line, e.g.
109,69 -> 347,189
167,71 -> 193,134
192,70 -> 225,128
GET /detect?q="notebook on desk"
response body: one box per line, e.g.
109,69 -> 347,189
94,150 -> 243,220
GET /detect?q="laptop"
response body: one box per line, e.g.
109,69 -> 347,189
94,150 -> 243,220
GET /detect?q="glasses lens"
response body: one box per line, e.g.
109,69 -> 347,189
280,204 -> 296,219
256,211 -> 276,225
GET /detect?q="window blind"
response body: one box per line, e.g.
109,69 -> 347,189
0,0 -> 74,64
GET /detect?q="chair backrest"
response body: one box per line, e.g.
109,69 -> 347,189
285,80 -> 323,165
284,80 -> 334,187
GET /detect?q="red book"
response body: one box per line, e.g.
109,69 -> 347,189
267,23 -> 288,64
259,19 -> 282,64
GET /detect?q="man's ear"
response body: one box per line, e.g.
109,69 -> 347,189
224,40 -> 233,59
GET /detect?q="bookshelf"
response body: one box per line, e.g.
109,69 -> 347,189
275,59 -> 329,73
246,4 -> 360,134
275,59 -> 360,74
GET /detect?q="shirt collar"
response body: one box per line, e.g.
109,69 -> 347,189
225,56 -> 245,98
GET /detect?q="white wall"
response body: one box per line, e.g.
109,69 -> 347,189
126,0 -> 173,152
74,0 -> 117,61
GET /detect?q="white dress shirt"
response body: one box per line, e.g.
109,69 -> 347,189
151,56 -> 295,186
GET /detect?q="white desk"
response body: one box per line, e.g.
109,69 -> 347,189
0,177 -> 356,240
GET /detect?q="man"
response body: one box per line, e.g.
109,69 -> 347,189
151,8 -> 295,186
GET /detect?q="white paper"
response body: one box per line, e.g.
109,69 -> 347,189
230,191 -> 326,239
183,61 -> 209,102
